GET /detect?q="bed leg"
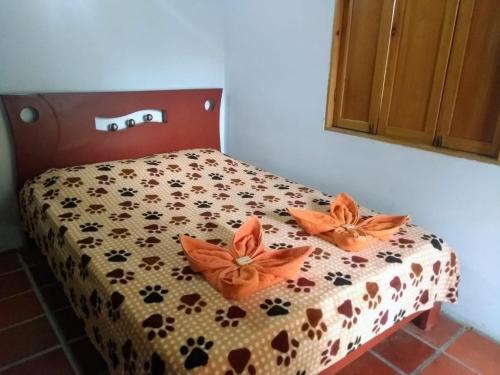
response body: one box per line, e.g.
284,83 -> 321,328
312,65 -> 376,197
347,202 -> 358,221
412,302 -> 441,331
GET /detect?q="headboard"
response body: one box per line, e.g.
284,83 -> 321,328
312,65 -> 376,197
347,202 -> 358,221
1,89 -> 222,188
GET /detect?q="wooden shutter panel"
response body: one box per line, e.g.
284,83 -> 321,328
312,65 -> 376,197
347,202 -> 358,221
326,0 -> 393,133
436,0 -> 500,158
377,0 -> 459,144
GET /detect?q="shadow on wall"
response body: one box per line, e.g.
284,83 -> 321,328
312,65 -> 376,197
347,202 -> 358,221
0,104 -> 25,251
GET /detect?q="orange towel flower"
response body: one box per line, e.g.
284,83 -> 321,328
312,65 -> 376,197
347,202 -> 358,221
288,193 -> 409,252
180,216 -> 313,300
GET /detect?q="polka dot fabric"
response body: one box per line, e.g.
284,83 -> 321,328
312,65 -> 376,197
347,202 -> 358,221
19,149 -> 460,374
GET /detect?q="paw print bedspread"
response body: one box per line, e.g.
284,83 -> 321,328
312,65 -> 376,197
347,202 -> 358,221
19,149 -> 460,375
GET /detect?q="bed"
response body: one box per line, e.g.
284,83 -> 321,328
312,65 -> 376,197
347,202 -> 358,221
2,90 -> 460,375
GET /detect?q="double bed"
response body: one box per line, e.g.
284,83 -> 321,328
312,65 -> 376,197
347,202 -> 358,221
3,90 -> 459,374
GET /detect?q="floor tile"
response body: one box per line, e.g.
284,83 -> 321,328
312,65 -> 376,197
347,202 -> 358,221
0,252 -> 21,275
0,291 -> 43,330
0,271 -> 31,299
0,316 -> 58,368
337,352 -> 397,375
447,329 -> 500,375
30,263 -> 58,287
40,284 -> 70,310
70,338 -> 108,375
1,349 -> 73,375
54,307 -> 85,341
373,330 -> 435,373
405,314 -> 463,347
420,354 -> 476,375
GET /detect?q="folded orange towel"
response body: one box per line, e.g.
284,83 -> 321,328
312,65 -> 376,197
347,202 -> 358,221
180,216 -> 313,300
288,193 -> 409,252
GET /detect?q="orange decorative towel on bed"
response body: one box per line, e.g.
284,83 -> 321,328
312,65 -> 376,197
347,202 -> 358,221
180,216 -> 313,300
288,193 -> 409,252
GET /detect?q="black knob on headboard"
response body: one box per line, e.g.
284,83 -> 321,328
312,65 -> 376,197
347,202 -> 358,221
108,123 -> 119,131
126,119 -> 136,127
143,114 -> 153,122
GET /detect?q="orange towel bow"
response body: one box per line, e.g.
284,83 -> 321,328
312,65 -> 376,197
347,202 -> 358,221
180,216 -> 313,300
288,193 -> 409,252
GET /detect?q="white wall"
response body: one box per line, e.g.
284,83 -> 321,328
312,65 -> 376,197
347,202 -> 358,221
0,0 -> 225,251
224,0 -> 500,340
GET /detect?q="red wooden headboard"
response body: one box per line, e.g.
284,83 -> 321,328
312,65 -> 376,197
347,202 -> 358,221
1,89 -> 222,188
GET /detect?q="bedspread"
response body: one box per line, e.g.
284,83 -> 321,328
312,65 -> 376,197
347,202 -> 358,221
19,149 -> 460,375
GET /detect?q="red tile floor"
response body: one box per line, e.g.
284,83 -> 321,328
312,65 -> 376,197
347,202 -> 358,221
1,248 -> 499,374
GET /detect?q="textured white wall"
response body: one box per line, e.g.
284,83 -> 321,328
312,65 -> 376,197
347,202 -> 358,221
0,0 -> 225,251
224,0 -> 500,340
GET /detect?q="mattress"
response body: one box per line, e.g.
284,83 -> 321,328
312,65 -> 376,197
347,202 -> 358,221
20,149 -> 460,375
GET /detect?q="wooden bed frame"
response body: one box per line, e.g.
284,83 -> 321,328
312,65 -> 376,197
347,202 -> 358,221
1,89 -> 441,374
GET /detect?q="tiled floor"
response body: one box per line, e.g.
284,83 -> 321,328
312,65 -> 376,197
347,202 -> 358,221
1,248 -> 499,374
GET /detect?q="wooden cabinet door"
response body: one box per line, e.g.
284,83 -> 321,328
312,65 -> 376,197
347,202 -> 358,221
327,0 -> 394,133
377,0 -> 459,144
436,0 -> 500,158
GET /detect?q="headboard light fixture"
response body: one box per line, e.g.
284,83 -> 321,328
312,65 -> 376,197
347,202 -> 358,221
95,109 -> 166,132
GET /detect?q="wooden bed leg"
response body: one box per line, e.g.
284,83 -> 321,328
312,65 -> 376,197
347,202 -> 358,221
412,302 -> 441,331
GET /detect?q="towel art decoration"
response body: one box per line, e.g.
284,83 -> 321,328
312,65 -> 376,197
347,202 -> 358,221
288,193 -> 409,252
180,216 -> 313,300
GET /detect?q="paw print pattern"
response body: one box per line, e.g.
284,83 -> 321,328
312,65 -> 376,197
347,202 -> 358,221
165,202 -> 186,210
96,175 -> 116,185
143,353 -> 166,375
142,211 -> 163,220
196,222 -> 218,232
260,298 -> 291,316
310,248 -> 331,260
139,256 -> 165,271
141,179 -> 159,188
271,330 -> 299,367
372,310 -> 389,334
287,230 -> 310,240
86,187 -> 108,197
393,309 -> 406,323
135,236 -> 161,248
146,167 -> 164,177
143,194 -> 161,203
320,339 -> 340,366
143,224 -> 167,233
445,252 -> 458,277
225,348 -> 256,375
390,276 -> 407,301
341,255 -> 368,268
325,272 -> 352,286
106,291 -> 125,322
86,204 -> 106,214
77,237 -> 103,249
200,211 -> 221,220
109,212 -> 131,221
237,192 -> 254,199
422,234 -> 444,250
337,300 -> 361,329
410,263 -> 424,286
347,336 -> 362,353
180,336 -> 214,370
122,339 -> 138,375
269,242 -> 293,249
274,184 -> 289,190
142,314 -> 175,340
139,285 -> 168,304
119,201 -> 139,211
286,277 -> 315,293
170,216 -> 190,225
262,224 -> 279,234
171,191 -> 189,200
227,219 -> 243,228
105,268 -> 135,285
301,308 -> 327,340
431,260 -> 441,284
118,187 -> 137,197
414,289 -> 430,310
273,208 -> 290,216
61,197 -> 81,209
362,282 -> 381,309
104,249 -> 131,262
215,305 -> 246,327
168,179 -> 185,188
89,289 -> 102,317
177,293 -> 207,314
301,260 -> 312,272
209,172 -> 224,180
171,265 -> 196,280
108,228 -> 131,239
376,251 -> 403,264
79,222 -> 103,232
390,238 -> 415,249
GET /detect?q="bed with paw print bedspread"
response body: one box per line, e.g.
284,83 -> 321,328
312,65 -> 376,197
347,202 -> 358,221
19,149 -> 460,374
